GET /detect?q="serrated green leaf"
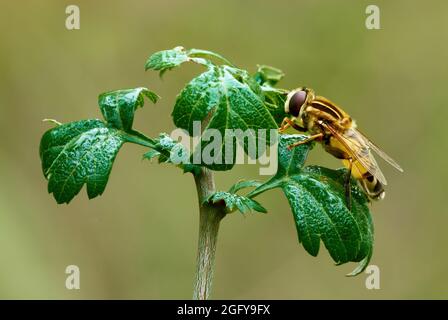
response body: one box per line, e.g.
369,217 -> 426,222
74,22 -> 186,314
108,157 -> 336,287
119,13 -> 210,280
172,65 -> 278,170
262,86 -> 289,126
253,65 -> 285,86
40,86 -> 159,204
147,47 -> 280,171
40,120 -> 152,204
205,191 -> 267,214
251,66 -> 289,127
248,134 -> 374,275
145,46 -> 234,76
145,46 -> 212,76
145,46 -> 189,72
98,87 -> 159,132
40,119 -> 105,176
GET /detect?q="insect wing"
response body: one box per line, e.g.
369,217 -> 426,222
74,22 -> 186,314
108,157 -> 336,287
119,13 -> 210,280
323,123 -> 388,185
354,129 -> 404,172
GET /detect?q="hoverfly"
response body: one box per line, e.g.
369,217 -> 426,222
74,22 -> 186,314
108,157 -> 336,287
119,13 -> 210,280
279,87 -> 403,209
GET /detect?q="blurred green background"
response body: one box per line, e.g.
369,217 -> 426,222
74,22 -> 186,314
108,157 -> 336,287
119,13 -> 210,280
0,0 -> 446,299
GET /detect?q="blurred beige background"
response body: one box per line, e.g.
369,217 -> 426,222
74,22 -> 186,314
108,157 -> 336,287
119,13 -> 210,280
0,0 -> 446,299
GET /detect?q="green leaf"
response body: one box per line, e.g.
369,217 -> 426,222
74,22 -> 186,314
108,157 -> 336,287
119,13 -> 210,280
172,65 -> 278,170
248,134 -> 374,276
144,46 -> 207,76
98,87 -> 159,132
147,47 -> 281,171
40,86 -> 159,204
204,179 -> 266,214
146,46 -> 189,74
40,120 -> 151,204
251,65 -> 289,126
145,46 -> 233,76
262,86 -> 288,127
40,119 -> 105,177
253,65 -> 285,86
205,191 -> 267,214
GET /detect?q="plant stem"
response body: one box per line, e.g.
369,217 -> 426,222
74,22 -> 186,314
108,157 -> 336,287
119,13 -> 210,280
192,167 -> 226,300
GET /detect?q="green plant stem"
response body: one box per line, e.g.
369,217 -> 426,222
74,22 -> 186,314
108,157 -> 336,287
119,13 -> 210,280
192,167 -> 226,300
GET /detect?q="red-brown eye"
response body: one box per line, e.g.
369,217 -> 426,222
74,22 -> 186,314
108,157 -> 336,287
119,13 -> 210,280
288,90 -> 307,117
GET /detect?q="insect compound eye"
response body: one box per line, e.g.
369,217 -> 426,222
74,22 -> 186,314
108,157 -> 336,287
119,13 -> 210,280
287,90 -> 307,117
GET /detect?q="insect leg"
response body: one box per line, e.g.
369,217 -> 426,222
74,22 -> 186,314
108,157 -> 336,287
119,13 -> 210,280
279,117 -> 305,133
279,117 -> 291,132
287,133 -> 323,150
345,158 -> 353,211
